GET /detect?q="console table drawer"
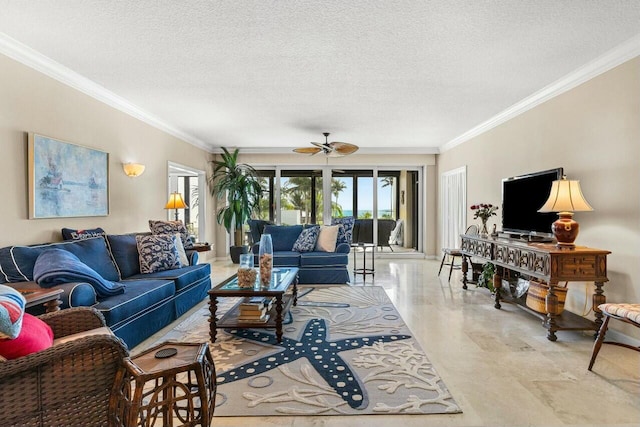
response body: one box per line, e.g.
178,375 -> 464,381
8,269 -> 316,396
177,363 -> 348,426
550,254 -> 608,281
494,245 -> 551,278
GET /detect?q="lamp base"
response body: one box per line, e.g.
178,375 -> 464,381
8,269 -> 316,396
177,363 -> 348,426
552,212 -> 579,249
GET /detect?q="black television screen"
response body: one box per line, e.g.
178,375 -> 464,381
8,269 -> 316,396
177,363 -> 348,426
501,168 -> 563,236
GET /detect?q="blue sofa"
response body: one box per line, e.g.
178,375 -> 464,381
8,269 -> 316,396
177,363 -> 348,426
251,224 -> 350,284
0,234 -> 211,348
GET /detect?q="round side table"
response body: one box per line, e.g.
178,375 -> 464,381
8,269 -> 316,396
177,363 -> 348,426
123,342 -> 216,427
351,243 -> 375,280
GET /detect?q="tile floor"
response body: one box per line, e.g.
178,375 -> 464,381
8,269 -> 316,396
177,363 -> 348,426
134,257 -> 640,427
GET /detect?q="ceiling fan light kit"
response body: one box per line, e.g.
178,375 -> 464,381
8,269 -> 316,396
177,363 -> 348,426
293,132 -> 359,157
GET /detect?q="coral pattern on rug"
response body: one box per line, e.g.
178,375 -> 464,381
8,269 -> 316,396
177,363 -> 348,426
152,286 -> 462,416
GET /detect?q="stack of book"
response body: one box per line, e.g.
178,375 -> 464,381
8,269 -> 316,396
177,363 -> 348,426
237,296 -> 275,323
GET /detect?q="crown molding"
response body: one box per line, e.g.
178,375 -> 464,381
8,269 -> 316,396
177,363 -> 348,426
210,146 -> 439,155
440,34 -> 640,153
0,33 -> 213,152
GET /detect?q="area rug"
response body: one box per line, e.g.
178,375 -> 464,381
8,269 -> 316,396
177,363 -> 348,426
153,286 -> 462,416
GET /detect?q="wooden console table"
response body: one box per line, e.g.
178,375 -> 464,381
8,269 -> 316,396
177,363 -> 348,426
460,234 -> 610,341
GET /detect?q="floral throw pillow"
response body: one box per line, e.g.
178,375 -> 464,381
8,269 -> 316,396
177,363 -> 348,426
332,216 -> 355,245
292,226 -> 320,252
148,220 -> 194,249
136,234 -> 181,274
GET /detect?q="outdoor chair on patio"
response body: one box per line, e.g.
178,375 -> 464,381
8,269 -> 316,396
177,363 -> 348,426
0,307 -> 129,427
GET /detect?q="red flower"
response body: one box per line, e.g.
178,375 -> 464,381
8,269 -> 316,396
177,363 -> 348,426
470,203 -> 498,221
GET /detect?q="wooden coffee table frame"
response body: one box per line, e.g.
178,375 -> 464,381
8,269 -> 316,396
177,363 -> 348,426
208,267 -> 299,344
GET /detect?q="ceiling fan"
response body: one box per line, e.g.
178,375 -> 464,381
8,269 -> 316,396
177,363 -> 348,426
293,132 -> 359,157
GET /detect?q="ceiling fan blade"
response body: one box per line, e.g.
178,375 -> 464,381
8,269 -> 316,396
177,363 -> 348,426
330,141 -> 359,155
327,151 -> 345,158
310,142 -> 326,149
293,147 -> 322,155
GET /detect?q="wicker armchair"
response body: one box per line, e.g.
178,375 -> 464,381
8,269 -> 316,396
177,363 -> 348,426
0,307 -> 129,427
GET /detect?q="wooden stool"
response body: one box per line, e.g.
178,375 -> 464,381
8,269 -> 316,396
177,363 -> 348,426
439,225 -> 478,282
588,303 -> 640,371
438,248 -> 462,282
123,342 -> 216,426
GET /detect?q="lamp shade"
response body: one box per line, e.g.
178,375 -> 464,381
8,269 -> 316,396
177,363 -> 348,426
538,177 -> 593,213
538,176 -> 593,248
122,163 -> 145,177
165,192 -> 188,210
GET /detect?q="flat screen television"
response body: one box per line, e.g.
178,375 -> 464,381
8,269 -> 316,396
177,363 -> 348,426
501,167 -> 563,238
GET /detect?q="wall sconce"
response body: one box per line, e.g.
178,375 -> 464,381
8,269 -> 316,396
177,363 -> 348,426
122,163 -> 146,177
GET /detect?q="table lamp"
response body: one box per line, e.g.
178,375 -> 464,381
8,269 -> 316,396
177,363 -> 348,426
538,176 -> 593,248
165,192 -> 188,221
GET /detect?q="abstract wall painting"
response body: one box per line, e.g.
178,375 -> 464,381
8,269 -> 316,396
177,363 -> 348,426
28,133 -> 109,218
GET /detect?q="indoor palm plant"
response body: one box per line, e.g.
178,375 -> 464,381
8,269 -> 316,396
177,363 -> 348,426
209,147 -> 263,263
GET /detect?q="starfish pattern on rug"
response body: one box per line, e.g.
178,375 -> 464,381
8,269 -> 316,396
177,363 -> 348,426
217,318 -> 411,409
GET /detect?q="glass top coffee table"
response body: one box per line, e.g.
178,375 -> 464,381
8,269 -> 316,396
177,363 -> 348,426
208,267 -> 299,343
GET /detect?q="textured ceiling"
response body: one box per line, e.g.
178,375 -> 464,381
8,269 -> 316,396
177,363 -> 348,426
1,1 -> 639,153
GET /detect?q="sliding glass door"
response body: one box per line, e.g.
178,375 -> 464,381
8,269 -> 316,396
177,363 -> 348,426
253,166 -> 422,254
280,170 -> 323,225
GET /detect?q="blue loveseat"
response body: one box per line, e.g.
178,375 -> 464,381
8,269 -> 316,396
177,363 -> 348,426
0,234 -> 211,348
250,224 -> 351,284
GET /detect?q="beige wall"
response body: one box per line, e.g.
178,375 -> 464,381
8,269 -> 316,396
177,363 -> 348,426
437,57 -> 640,339
0,54 -> 217,253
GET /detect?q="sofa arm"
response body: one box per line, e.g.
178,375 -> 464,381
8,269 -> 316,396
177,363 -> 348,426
185,249 -> 199,265
336,243 -> 351,254
8,281 -> 97,310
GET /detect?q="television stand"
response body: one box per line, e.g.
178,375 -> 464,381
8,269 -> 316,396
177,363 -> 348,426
526,235 -> 554,243
459,234 -> 610,341
497,232 -> 554,243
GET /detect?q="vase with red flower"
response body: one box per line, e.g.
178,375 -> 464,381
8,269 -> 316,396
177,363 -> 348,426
470,203 -> 499,237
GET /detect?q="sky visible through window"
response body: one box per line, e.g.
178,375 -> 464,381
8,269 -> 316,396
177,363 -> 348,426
334,177 -> 393,216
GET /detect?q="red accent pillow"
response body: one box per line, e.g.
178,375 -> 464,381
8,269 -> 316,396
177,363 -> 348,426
0,313 -> 54,359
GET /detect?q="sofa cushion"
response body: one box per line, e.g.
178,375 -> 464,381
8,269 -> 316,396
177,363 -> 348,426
0,237 -> 120,283
127,264 -> 211,292
332,216 -> 355,245
149,220 -> 193,249
254,251 -> 301,267
53,326 -> 113,346
292,226 -> 320,252
61,227 -> 106,241
94,279 -> 175,326
105,234 -> 140,279
136,234 -> 181,274
300,252 -> 349,267
263,225 -> 303,251
315,225 -> 340,252
0,284 -> 26,339
0,313 -> 53,359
